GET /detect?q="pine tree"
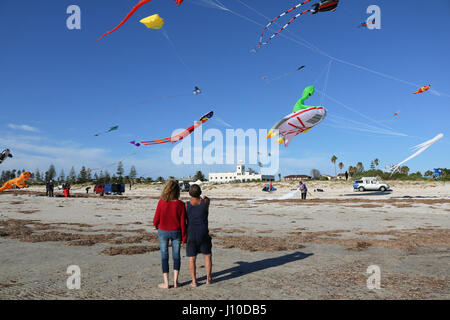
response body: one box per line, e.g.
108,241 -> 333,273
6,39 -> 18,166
34,169 -> 42,183
129,166 -> 137,180
45,164 -> 56,181
78,166 -> 87,183
193,171 -> 205,181
116,162 -> 124,183
104,170 -> 111,183
68,167 -> 76,184
59,169 -> 65,182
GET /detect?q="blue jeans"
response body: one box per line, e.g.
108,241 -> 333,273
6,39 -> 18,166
158,230 -> 182,273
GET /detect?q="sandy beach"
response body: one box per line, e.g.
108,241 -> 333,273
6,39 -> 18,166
0,180 -> 449,299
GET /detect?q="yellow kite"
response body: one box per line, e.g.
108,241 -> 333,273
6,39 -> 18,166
140,14 -> 164,29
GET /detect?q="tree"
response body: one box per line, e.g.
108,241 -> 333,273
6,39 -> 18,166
331,155 -> 338,176
310,169 -> 321,179
338,162 -> 344,173
45,164 -> 56,181
78,166 -> 88,183
156,176 -> 165,183
374,158 -> 379,169
278,173 -> 281,181
116,162 -> 124,179
34,169 -> 42,183
58,169 -> 65,182
129,166 -> 137,180
348,166 -> 356,177
86,168 -> 92,182
68,167 -> 76,184
356,162 -> 364,173
400,166 -> 410,175
370,161 -> 375,170
424,170 -> 433,177
104,170 -> 111,184
193,171 -> 206,181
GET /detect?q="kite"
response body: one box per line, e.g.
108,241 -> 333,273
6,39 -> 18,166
359,18 -> 375,28
393,112 -> 398,117
141,111 -> 213,145
97,0 -> 184,41
256,0 -> 338,50
264,65 -> 305,83
413,85 -> 431,94
193,87 -> 202,95
0,149 -> 13,164
130,140 -> 141,147
0,171 -> 31,193
95,126 -> 119,136
140,14 -> 164,29
390,133 -> 444,175
248,189 -> 300,202
267,85 -> 326,146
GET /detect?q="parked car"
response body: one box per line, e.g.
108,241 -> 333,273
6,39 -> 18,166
179,181 -> 190,192
353,177 -> 390,192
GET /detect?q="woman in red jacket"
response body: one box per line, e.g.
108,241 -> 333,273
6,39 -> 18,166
153,180 -> 187,289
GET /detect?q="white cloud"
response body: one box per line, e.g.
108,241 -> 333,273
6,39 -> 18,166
7,124 -> 39,132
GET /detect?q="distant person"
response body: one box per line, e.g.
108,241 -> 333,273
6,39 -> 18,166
46,180 -> 54,197
299,180 -> 307,200
153,180 -> 187,289
345,171 -> 349,181
185,184 -> 213,287
48,180 -> 54,197
63,183 -> 70,198
86,186 -> 91,194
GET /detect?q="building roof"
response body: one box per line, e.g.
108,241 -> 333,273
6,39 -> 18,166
284,175 -> 311,178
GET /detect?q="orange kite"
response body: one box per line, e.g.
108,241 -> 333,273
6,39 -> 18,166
0,171 -> 31,193
413,85 -> 431,94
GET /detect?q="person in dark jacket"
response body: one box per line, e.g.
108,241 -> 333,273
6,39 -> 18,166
185,184 -> 212,287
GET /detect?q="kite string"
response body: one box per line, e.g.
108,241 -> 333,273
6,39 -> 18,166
232,0 -> 450,97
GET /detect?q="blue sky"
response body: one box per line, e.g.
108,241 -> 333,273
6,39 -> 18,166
1,0 -> 449,178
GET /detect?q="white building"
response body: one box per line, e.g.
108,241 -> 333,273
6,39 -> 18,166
209,165 -> 275,183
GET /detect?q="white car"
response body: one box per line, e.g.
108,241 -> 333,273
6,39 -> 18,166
353,177 -> 390,192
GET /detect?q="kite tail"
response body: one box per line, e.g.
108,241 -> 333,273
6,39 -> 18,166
96,0 -> 153,42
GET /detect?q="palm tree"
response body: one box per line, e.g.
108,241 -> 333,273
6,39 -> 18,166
356,162 -> 364,173
331,155 -> 338,176
338,162 -> 344,173
348,166 -> 356,177
374,158 -> 379,169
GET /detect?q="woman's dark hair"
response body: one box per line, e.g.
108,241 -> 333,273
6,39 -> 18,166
189,184 -> 202,198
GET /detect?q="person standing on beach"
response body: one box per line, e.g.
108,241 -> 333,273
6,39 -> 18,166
345,171 -> 349,181
48,180 -> 54,197
153,180 -> 187,289
299,180 -> 307,200
185,184 -> 213,287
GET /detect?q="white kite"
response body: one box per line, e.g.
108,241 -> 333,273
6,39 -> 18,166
248,189 -> 300,202
390,133 -> 444,175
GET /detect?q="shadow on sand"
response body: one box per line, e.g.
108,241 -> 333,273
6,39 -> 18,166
182,251 -> 313,286
342,191 -> 393,197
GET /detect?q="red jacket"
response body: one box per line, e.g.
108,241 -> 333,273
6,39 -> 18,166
153,199 -> 187,243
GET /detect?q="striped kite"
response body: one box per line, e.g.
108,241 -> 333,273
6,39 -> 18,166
141,111 -> 213,145
413,85 -> 431,94
256,0 -> 338,50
